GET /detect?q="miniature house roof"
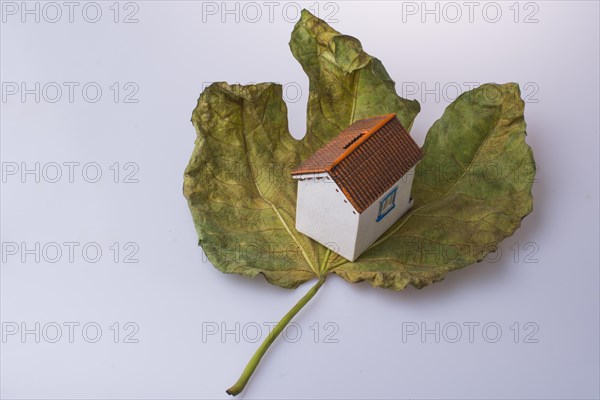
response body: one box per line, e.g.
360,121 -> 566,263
291,114 -> 423,213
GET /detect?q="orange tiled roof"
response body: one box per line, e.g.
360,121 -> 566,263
291,114 -> 422,213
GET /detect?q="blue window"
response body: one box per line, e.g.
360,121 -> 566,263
376,187 -> 398,222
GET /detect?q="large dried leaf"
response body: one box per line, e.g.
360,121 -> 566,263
183,11 -> 535,290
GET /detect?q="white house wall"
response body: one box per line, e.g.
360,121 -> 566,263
294,173 -> 360,261
354,166 -> 416,260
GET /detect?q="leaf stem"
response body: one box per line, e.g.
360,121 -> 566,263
225,276 -> 327,396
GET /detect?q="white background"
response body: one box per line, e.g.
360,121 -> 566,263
1,1 -> 599,399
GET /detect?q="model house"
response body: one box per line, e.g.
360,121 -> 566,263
291,114 -> 423,261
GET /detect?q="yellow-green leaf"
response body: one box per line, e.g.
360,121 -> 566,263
183,11 -> 534,291
184,10 -> 537,396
